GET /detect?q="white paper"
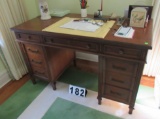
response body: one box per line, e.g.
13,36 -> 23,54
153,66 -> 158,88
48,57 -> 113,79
60,20 -> 100,32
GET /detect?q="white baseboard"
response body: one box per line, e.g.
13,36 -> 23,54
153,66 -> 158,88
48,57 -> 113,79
0,70 -> 11,88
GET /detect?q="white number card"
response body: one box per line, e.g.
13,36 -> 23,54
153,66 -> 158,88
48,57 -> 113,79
69,85 -> 87,97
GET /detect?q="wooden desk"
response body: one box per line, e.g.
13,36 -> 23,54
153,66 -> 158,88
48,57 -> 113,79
11,14 -> 152,114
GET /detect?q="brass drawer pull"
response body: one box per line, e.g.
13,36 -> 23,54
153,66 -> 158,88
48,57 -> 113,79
31,59 -> 42,64
27,48 -> 39,53
110,91 -> 121,96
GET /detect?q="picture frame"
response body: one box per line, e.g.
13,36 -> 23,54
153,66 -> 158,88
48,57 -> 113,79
128,5 -> 153,20
129,7 -> 147,28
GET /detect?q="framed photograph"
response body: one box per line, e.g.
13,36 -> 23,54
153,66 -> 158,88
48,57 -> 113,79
129,7 -> 147,28
128,5 -> 153,20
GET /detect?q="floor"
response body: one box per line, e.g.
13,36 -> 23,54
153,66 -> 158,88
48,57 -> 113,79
18,82 -> 160,119
0,59 -> 158,118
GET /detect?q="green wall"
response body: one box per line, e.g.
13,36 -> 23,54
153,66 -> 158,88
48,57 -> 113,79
23,0 -> 153,20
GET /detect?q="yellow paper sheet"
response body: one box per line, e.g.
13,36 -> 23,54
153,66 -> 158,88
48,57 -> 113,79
42,17 -> 115,38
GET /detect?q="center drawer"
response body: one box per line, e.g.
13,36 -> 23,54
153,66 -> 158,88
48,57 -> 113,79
44,36 -> 99,52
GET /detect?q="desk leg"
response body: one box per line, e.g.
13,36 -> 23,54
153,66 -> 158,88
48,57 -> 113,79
129,106 -> 134,114
51,81 -> 56,90
97,96 -> 102,105
31,77 -> 36,84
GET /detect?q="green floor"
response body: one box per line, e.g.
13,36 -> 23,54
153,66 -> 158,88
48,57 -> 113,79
58,67 -> 98,92
0,80 -> 48,119
43,97 -> 122,119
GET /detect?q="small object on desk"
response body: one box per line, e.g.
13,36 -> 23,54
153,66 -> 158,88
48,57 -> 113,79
114,26 -> 135,38
116,17 -> 125,25
50,9 -> 70,17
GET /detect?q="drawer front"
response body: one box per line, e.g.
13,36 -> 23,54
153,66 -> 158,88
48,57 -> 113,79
32,66 -> 48,78
24,44 -> 44,56
44,37 -> 99,52
105,71 -> 135,89
70,41 -> 99,52
24,44 -> 46,68
103,85 -> 131,103
105,58 -> 137,75
102,45 -> 141,59
15,33 -> 42,43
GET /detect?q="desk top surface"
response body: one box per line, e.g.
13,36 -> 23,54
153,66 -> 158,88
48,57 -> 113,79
11,14 -> 152,49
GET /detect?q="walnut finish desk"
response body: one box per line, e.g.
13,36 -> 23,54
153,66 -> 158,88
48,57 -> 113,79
11,14 -> 152,114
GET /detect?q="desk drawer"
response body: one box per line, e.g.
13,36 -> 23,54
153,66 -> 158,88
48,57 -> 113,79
24,44 -> 44,56
103,85 -> 131,103
44,37 -> 99,52
104,71 -> 135,89
32,66 -> 48,78
102,45 -> 142,59
70,41 -> 99,52
105,58 -> 137,75
15,33 -> 42,43
24,44 -> 47,70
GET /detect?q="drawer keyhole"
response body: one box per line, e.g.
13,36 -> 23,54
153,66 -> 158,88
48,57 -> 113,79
18,34 -> 21,38
86,44 -> 91,49
28,36 -> 31,39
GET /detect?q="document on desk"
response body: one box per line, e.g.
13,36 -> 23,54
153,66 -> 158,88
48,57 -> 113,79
60,20 -> 100,32
114,26 -> 135,38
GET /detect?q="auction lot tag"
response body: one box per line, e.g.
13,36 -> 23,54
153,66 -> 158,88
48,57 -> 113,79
69,85 -> 87,97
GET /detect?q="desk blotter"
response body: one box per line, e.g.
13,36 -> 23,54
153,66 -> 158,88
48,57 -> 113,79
42,17 -> 115,38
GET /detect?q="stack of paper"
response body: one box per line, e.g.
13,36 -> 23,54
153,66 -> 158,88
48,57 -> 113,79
60,20 -> 100,32
114,26 -> 135,38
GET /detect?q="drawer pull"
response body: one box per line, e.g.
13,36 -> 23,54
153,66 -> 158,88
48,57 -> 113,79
86,44 -> 91,49
28,48 -> 39,53
31,59 -> 42,64
112,78 -> 124,84
34,70 -> 44,75
110,91 -> 121,96
118,49 -> 124,55
112,65 -> 126,71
